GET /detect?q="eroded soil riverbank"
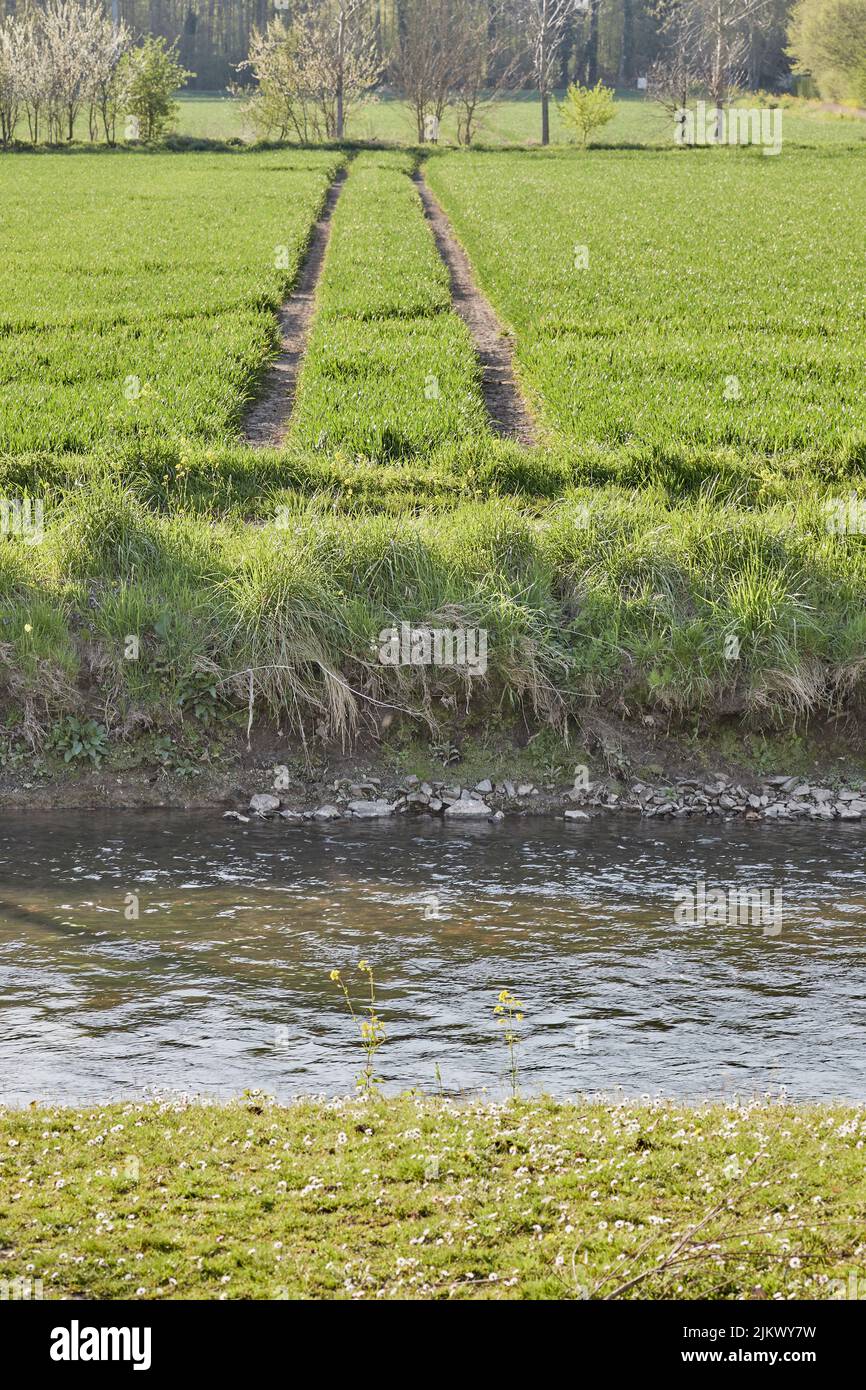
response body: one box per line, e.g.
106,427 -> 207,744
3,719 -> 866,825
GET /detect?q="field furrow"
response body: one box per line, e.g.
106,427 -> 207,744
414,168 -> 537,446
244,166 -> 349,448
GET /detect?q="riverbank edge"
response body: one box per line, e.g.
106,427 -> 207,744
4,730 -> 866,827
1,1094 -> 864,1300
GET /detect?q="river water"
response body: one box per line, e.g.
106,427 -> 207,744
1,813 -> 864,1105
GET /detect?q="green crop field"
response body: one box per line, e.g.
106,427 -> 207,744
290,151 -> 489,457
2,129 -> 866,762
0,150 -> 342,453
425,146 -> 866,475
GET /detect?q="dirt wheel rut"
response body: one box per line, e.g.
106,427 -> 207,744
413,170 -> 536,447
244,168 -> 348,448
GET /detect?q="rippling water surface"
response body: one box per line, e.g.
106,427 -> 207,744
1,813 -> 865,1104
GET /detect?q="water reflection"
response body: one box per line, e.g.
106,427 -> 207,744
0,813 -> 864,1103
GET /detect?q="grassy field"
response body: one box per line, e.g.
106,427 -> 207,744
425,146 -> 866,474
170,89 -> 866,149
1,1094 -> 864,1299
7,142 -> 864,474
0,150 -> 343,453
2,131 -> 866,759
290,151 -> 489,457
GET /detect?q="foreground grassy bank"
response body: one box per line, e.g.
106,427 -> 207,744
1,1096 -> 864,1299
4,480 -> 866,760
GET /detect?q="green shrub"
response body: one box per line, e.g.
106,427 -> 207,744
558,82 -> 616,147
121,37 -> 194,144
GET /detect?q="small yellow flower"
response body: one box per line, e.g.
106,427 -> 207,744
23,623 -> 32,633
329,969 -> 341,982
498,989 -> 509,1003
358,959 -> 370,973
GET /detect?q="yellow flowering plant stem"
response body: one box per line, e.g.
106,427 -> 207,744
494,988 -> 525,1099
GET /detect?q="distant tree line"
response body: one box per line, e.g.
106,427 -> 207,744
0,0 -> 800,93
3,0 -> 861,150
239,0 -> 804,146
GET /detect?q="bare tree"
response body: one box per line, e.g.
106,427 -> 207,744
648,2 -> 699,114
390,0 -> 460,142
451,0 -> 521,146
648,51 -> 698,115
651,0 -> 774,138
693,0 -> 751,108
330,0 -> 378,139
524,0 -> 570,145
242,2 -> 378,142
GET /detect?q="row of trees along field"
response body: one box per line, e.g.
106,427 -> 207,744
0,0 -> 805,93
0,0 -> 863,147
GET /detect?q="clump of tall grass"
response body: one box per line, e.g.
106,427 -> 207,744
3,484 -> 866,749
